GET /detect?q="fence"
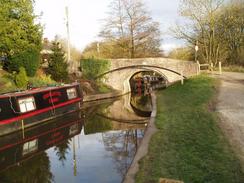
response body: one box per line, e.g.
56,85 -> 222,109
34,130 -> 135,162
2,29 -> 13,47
197,61 -> 222,75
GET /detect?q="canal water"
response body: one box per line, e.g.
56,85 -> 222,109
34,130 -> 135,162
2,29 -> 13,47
0,94 -> 151,183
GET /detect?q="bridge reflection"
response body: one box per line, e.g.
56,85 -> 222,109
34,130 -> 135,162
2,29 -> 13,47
91,93 -> 152,128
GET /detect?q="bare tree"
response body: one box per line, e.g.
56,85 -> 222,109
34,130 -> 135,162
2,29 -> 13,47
54,35 -> 82,62
99,0 -> 162,58
172,0 -> 225,65
216,0 -> 244,65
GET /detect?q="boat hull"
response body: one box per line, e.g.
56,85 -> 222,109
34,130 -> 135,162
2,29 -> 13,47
0,83 -> 83,136
0,102 -> 81,136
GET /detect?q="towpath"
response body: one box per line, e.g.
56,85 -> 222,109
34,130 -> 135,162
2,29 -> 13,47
215,72 -> 244,171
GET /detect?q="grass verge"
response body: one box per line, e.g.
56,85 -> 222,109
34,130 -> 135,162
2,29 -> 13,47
213,65 -> 244,73
136,75 -> 244,183
222,65 -> 244,73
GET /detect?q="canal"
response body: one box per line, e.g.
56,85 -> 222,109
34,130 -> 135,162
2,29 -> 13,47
0,94 -> 151,183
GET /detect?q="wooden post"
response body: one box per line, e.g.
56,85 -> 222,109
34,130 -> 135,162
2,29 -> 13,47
181,71 -> 184,85
210,63 -> 214,74
197,61 -> 200,75
219,62 -> 222,75
21,120 -> 25,139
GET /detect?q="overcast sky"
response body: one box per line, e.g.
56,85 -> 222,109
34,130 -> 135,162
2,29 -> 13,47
34,0 -> 184,53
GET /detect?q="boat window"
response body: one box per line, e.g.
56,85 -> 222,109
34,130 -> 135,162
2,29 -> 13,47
67,88 -> 77,99
22,139 -> 38,156
18,97 -> 36,113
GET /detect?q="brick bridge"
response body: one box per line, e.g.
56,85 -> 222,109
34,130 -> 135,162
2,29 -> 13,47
98,58 -> 198,94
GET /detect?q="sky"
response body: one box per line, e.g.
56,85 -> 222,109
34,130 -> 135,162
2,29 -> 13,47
34,0 -> 184,54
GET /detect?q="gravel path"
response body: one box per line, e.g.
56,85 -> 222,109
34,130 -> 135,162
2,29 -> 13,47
215,72 -> 244,171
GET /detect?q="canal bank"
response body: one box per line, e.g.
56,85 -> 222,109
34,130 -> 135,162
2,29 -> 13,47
83,90 -> 123,102
134,75 -> 243,183
123,92 -> 158,183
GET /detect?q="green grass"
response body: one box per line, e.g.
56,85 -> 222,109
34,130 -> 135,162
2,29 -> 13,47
96,82 -> 114,94
136,75 -> 244,183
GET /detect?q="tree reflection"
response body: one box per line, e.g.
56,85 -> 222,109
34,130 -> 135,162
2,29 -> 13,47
83,103 -> 113,135
102,129 -> 144,177
84,115 -> 112,134
0,152 -> 53,183
54,139 -> 71,166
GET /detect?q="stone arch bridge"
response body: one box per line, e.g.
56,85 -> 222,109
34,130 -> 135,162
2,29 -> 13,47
98,58 -> 198,94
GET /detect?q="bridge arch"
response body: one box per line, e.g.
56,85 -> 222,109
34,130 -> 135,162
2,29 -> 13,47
96,58 -> 198,94
98,65 -> 178,93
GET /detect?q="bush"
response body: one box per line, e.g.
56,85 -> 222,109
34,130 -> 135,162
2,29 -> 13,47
80,58 -> 110,80
6,47 -> 40,77
15,67 -> 28,89
0,76 -> 17,93
29,74 -> 56,87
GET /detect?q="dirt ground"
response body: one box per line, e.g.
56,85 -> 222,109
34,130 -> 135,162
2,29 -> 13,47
215,72 -> 244,172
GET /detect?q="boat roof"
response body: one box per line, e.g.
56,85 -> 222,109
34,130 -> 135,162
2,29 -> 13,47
0,83 -> 79,99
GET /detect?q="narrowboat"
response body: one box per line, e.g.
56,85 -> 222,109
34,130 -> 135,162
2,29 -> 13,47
130,75 -> 167,95
0,110 -> 83,172
0,83 -> 83,136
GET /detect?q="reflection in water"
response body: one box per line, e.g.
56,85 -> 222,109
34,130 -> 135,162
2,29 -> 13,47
0,111 -> 83,182
102,129 -> 144,177
54,139 -> 71,166
0,95 -> 149,183
83,103 -> 113,134
95,93 -> 151,125
1,152 -> 53,183
130,93 -> 152,117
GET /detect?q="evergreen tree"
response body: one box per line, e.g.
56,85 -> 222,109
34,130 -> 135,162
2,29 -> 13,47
48,42 -> 68,82
0,0 -> 42,76
15,67 -> 28,89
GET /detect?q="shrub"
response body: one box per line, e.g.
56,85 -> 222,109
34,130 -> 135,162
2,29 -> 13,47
15,67 -> 28,89
0,76 -> 17,93
6,47 -> 40,77
80,58 -> 110,80
29,74 -> 56,87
